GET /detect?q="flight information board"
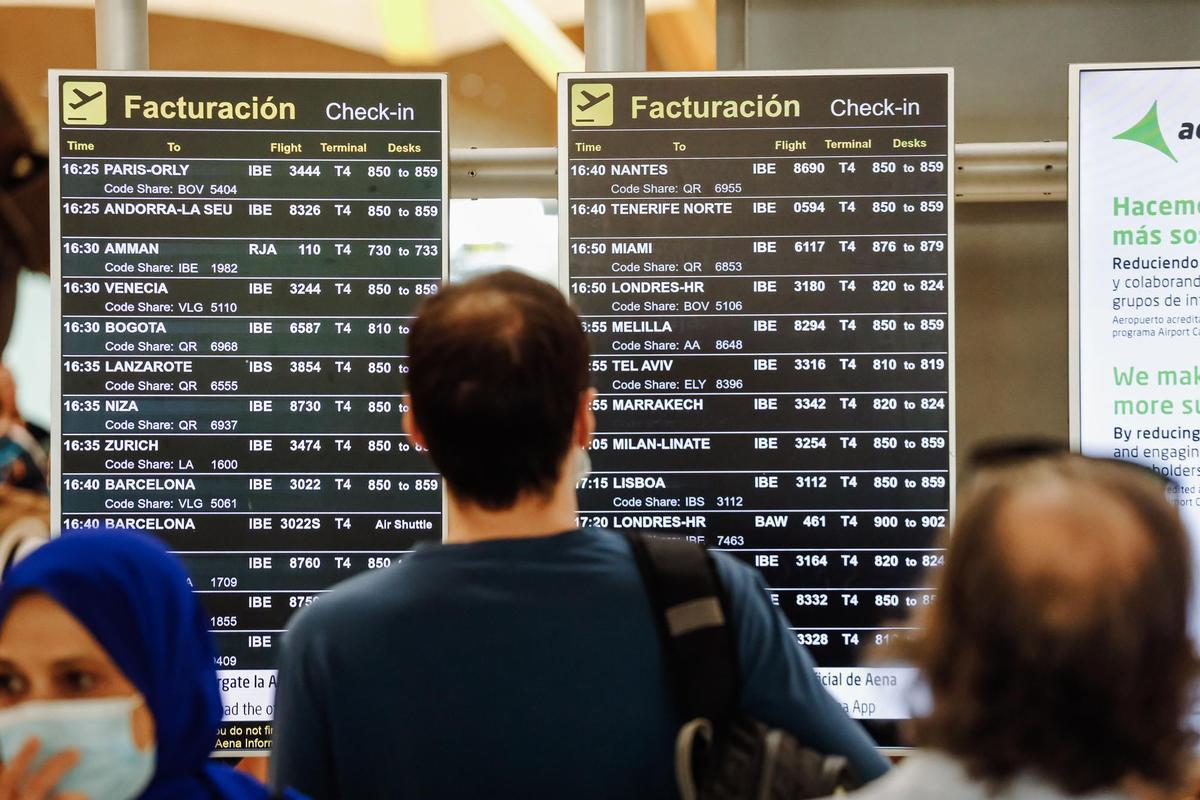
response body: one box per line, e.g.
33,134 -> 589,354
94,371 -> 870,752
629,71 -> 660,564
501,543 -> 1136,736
50,71 -> 447,752
559,70 -> 953,743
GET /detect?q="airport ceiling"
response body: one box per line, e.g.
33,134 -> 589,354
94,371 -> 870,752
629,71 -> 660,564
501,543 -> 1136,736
1,0 -> 693,63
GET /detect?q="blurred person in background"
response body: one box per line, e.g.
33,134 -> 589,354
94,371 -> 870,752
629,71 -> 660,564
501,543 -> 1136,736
0,363 -> 52,579
0,486 -> 47,578
839,454 -> 1198,800
0,529 -> 308,800
0,365 -> 47,495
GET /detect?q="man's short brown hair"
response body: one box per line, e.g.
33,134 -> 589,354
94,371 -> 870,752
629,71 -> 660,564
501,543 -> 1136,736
907,455 -> 1198,793
406,270 -> 590,509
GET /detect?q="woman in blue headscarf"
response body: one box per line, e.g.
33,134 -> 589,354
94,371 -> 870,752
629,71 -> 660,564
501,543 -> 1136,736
0,529 -> 306,799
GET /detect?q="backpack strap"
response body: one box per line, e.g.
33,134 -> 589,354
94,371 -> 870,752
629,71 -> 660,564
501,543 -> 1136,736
623,531 -> 741,727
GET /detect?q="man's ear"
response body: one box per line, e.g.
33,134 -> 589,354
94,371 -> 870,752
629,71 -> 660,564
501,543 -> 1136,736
403,395 -> 429,451
575,388 -> 596,450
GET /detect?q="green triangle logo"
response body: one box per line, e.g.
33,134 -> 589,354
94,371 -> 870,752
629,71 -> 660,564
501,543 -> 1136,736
1114,101 -> 1177,162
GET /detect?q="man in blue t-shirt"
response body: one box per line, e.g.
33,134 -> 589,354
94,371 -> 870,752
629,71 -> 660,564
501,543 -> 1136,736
271,270 -> 889,800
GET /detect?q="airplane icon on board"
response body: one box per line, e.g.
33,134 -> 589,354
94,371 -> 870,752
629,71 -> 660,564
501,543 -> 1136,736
69,87 -> 104,110
62,80 -> 107,125
570,82 -> 614,126
577,89 -> 610,112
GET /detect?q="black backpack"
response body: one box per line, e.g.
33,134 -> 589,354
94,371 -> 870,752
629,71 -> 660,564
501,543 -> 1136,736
623,531 -> 861,800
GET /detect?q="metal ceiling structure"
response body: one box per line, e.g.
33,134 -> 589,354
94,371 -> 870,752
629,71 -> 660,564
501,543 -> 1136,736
45,0 -> 1072,201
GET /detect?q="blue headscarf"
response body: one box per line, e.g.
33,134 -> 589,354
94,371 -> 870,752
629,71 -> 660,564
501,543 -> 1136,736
0,529 -> 299,799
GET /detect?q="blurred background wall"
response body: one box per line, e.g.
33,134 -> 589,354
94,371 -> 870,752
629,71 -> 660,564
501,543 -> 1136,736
0,1 -> 717,151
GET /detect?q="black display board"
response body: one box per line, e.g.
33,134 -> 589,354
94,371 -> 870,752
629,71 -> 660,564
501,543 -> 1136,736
559,70 -> 953,746
50,71 -> 447,753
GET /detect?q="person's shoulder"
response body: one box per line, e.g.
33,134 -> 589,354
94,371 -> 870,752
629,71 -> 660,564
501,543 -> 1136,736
839,752 -> 983,800
526,525 -> 635,566
577,525 -> 636,557
709,548 -> 768,600
285,562 -> 403,642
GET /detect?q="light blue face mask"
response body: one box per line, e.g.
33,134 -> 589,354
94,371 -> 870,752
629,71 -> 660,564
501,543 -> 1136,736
0,696 -> 155,800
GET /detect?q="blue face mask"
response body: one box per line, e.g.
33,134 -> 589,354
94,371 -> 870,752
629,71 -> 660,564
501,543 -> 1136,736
0,696 -> 155,800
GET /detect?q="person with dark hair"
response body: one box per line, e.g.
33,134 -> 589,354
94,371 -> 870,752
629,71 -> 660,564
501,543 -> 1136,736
841,454 -> 1199,800
0,528 -> 308,799
271,270 -> 888,800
